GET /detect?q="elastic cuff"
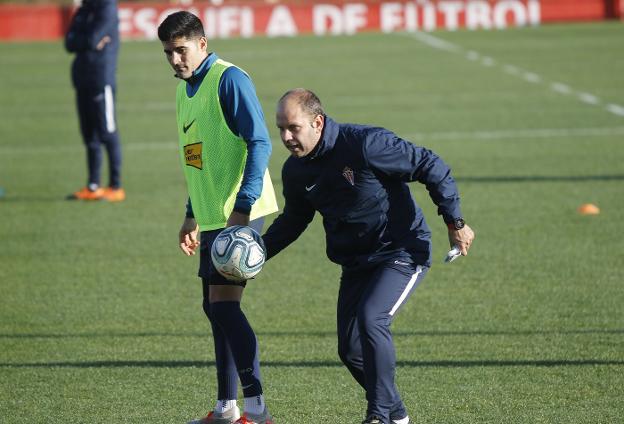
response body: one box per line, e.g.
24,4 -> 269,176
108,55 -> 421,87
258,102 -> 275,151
443,216 -> 456,225
233,206 -> 251,215
233,199 -> 252,215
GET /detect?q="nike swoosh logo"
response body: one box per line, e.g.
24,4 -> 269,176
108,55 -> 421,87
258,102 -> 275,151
183,119 -> 195,134
305,184 -> 316,192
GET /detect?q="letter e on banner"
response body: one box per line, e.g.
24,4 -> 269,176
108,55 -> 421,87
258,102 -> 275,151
135,8 -> 158,39
118,8 -> 133,36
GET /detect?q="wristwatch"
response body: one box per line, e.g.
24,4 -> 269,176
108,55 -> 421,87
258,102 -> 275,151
447,218 -> 465,230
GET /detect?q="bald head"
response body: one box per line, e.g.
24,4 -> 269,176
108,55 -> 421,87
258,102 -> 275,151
278,88 -> 325,120
276,88 -> 325,158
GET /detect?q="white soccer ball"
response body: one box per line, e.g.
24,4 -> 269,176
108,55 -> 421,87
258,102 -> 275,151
210,225 -> 266,282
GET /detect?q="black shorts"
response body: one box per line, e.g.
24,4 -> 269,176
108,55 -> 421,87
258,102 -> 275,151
198,218 -> 265,287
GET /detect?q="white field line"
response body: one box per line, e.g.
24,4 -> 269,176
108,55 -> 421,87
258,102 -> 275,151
117,102 -> 174,111
404,32 -> 624,118
551,82 -> 572,95
504,64 -> 521,76
578,92 -> 600,105
0,142 -> 177,155
2,126 -> 624,156
481,56 -> 496,67
523,72 -> 542,84
606,104 -> 624,117
404,126 -> 624,142
466,50 -> 480,61
408,30 -> 462,53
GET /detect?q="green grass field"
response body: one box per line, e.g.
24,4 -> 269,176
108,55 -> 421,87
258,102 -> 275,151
1,22 -> 623,423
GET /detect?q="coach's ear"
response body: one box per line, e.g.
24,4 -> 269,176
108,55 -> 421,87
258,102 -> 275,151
312,114 -> 324,136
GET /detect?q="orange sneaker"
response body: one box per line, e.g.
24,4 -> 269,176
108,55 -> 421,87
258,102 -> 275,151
188,407 -> 241,423
67,187 -> 104,201
234,409 -> 273,424
101,187 -> 126,202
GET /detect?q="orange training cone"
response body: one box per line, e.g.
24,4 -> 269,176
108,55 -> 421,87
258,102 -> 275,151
578,203 -> 600,215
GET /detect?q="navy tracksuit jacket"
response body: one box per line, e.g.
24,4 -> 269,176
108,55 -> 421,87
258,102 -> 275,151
263,116 -> 464,422
65,0 -> 119,90
263,115 -> 463,269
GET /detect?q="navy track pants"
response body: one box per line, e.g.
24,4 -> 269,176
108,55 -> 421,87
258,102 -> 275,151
337,260 -> 428,423
75,84 -> 122,188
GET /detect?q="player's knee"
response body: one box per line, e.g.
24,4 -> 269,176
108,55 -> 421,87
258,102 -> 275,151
100,132 -> 119,145
208,301 -> 241,326
337,344 -> 350,365
357,310 -> 390,335
202,298 -> 211,319
85,139 -> 100,151
337,336 -> 356,365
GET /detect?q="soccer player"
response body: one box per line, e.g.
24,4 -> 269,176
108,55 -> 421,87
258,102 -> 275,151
263,89 -> 475,424
157,11 -> 278,424
65,0 -> 125,202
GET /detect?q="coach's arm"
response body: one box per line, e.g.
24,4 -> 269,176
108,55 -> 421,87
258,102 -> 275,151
262,164 -> 315,260
364,128 -> 474,255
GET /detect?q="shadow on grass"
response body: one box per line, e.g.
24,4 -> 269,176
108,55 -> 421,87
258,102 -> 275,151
1,359 -> 623,369
456,174 -> 624,183
1,328 -> 623,339
1,174 -> 622,204
0,195 -> 78,203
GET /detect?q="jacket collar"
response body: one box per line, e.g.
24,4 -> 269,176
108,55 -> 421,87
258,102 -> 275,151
183,52 -> 216,83
304,115 -> 339,161
178,53 -> 218,97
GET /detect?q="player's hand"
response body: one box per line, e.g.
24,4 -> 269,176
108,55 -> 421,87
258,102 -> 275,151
448,224 -> 475,256
179,217 -> 199,256
226,211 -> 250,227
96,35 -> 111,50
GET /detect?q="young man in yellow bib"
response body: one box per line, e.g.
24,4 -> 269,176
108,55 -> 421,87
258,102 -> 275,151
158,12 -> 278,424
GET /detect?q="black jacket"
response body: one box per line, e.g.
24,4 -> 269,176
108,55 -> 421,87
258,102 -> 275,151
263,116 -> 463,269
65,0 -> 119,89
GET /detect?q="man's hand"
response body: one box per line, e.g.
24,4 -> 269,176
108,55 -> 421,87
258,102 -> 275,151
179,217 -> 199,256
96,35 -> 111,51
448,224 -> 475,256
226,211 -> 250,227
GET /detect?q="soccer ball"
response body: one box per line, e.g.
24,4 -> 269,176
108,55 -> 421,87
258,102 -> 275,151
211,225 -> 266,282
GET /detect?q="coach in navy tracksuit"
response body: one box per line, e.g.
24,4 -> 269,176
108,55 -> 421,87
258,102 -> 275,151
65,0 -> 124,202
263,89 -> 475,424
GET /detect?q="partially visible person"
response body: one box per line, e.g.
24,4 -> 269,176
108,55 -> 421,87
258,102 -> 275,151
65,0 -> 125,202
263,89 -> 475,424
158,11 -> 278,424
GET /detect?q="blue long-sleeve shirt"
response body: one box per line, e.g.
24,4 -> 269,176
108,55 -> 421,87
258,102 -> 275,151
64,0 -> 119,88
262,116 -> 463,269
183,53 -> 272,217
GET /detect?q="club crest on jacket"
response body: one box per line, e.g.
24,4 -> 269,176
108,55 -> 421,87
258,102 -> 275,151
342,166 -> 355,186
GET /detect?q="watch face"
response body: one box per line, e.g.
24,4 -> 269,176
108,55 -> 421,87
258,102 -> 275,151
455,218 -> 465,230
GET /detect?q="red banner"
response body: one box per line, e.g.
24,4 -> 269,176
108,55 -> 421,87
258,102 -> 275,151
119,0 -> 544,39
0,1 -> 621,41
0,4 -> 69,41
